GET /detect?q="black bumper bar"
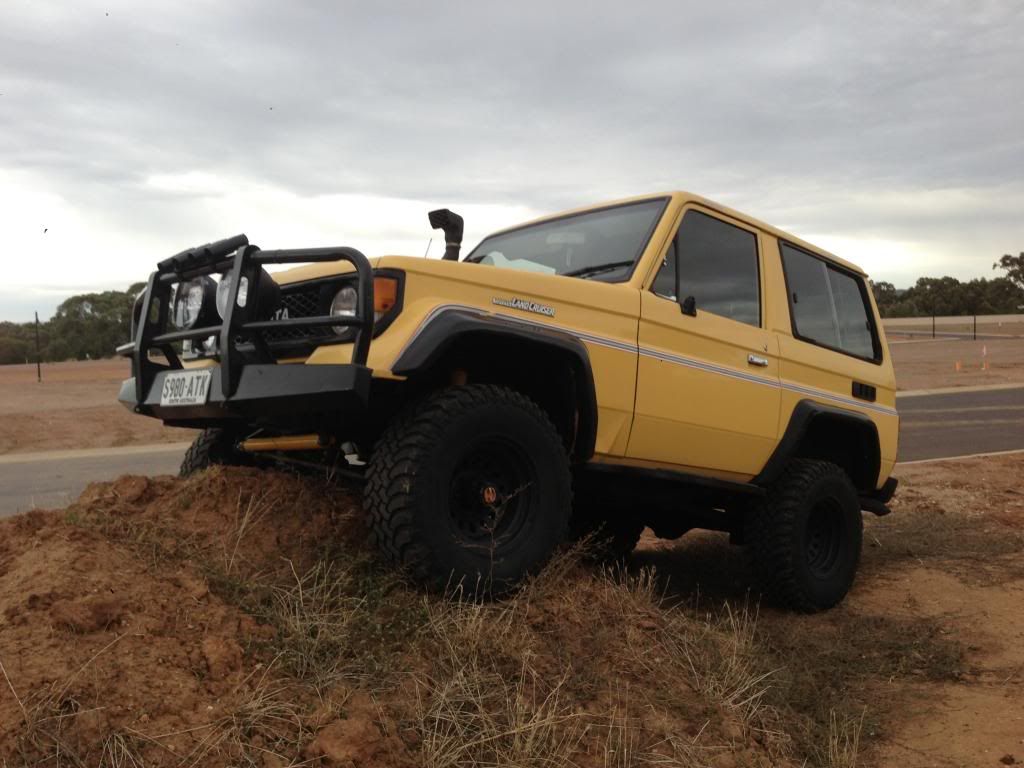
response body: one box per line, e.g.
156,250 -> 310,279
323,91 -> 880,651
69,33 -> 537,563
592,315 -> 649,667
118,364 -> 371,423
118,233 -> 375,422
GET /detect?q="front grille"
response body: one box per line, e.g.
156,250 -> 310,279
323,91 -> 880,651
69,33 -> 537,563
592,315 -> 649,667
264,284 -> 336,345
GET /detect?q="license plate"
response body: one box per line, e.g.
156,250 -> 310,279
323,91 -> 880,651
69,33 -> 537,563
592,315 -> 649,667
159,370 -> 213,407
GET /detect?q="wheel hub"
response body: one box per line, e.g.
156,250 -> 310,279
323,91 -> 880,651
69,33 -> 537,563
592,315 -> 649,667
448,438 -> 532,543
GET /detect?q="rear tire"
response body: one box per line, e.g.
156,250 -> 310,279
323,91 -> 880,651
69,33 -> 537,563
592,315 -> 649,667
745,459 -> 862,612
364,384 -> 572,595
179,428 -> 248,477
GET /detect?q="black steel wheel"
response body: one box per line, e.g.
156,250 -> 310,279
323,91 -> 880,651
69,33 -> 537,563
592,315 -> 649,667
364,384 -> 572,595
745,459 -> 862,612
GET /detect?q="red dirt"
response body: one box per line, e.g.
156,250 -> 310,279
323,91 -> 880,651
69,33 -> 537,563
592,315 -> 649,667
0,359 -> 189,455
865,454 -> 1024,767
0,468 -> 376,765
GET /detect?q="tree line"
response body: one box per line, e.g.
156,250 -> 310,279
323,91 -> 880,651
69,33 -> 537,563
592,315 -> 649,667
873,252 -> 1024,318
0,283 -> 145,365
1,253 -> 1022,365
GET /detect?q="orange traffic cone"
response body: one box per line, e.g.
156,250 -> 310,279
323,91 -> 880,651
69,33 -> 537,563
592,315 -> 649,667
955,360 -> 962,372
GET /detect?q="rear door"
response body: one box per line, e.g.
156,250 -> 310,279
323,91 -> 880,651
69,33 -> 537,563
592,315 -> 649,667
775,242 -> 899,479
626,206 -> 781,477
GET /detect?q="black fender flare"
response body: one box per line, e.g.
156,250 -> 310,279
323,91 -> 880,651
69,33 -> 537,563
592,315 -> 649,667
753,399 -> 881,491
391,308 -> 599,461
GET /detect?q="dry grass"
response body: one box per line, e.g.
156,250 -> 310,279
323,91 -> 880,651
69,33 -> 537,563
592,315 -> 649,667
170,665 -> 308,768
264,560 -> 369,684
827,709 -> 865,768
404,554 -> 783,768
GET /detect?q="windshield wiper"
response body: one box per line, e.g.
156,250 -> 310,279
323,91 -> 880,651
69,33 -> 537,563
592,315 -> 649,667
562,260 -> 634,279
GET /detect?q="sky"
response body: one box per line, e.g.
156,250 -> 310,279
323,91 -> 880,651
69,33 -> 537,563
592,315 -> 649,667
1,0 -> 1022,322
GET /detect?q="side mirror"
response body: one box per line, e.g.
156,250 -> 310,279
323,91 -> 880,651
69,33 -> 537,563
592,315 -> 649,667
681,295 -> 697,316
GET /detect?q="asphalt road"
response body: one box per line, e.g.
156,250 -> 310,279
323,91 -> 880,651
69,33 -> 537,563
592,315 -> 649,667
1,385 -> 1022,518
895,385 -> 1024,462
0,443 -> 187,519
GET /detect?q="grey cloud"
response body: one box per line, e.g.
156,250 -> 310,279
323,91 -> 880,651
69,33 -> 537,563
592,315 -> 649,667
1,0 -> 1022,301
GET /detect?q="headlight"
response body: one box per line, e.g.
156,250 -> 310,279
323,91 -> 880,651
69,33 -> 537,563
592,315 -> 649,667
216,274 -> 249,319
171,277 -> 214,330
330,285 -> 358,333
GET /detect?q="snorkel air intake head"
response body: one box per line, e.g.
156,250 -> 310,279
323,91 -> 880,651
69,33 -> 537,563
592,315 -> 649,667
428,208 -> 464,261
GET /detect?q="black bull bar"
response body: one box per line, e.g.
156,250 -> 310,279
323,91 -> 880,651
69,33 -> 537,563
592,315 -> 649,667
117,234 -> 374,422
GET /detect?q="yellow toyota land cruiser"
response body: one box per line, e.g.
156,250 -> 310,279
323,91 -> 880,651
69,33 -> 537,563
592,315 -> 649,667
118,192 -> 898,611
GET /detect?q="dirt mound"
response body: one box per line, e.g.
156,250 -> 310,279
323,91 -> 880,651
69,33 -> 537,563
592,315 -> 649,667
0,467 -> 788,766
0,468 -> 375,764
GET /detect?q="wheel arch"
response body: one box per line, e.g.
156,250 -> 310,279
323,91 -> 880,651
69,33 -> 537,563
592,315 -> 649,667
391,309 -> 599,462
754,400 -> 881,492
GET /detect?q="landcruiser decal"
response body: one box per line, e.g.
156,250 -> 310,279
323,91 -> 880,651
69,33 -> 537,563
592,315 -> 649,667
491,296 -> 556,317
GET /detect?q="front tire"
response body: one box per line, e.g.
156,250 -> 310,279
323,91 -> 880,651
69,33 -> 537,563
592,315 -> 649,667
364,385 -> 572,595
745,459 -> 862,612
179,428 -> 249,477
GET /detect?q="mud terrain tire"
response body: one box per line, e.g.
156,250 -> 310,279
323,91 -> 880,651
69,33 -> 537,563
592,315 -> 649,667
179,429 -> 248,477
365,384 -> 572,595
745,459 -> 862,612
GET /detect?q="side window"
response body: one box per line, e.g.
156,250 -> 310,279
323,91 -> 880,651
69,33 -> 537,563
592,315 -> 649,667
781,243 -> 878,360
652,210 -> 760,326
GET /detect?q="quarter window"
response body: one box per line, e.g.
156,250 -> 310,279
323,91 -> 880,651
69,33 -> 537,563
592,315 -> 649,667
781,243 -> 878,360
652,210 -> 761,327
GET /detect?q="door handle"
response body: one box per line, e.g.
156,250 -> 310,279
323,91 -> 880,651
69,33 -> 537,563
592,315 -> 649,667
747,354 -> 769,367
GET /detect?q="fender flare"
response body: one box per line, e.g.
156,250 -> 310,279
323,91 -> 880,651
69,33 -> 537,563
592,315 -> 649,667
754,399 -> 881,491
391,308 -> 599,461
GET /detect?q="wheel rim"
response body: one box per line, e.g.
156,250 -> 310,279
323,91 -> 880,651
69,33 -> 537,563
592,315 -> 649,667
447,436 -> 534,545
805,498 -> 843,578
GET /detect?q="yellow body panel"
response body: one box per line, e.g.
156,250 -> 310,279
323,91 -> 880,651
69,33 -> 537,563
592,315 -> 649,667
269,190 -> 898,489
304,256 -> 642,456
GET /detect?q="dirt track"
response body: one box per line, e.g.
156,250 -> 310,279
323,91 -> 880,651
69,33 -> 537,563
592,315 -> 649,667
889,338 -> 1024,391
0,359 -> 188,455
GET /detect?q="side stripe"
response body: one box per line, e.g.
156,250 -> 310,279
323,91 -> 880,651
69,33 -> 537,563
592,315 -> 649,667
392,304 -> 898,417
639,345 -> 777,389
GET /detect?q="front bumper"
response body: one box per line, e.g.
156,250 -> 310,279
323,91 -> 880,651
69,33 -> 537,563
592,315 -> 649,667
118,234 -> 378,428
118,363 -> 371,425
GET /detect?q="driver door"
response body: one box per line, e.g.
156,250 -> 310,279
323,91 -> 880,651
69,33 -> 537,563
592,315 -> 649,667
626,207 -> 781,478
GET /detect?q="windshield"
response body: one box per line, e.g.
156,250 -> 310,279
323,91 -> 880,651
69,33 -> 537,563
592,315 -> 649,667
465,198 -> 667,281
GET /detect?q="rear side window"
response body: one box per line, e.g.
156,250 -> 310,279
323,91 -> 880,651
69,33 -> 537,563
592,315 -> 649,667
780,243 -> 878,361
652,210 -> 760,327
